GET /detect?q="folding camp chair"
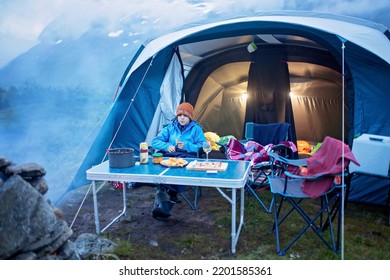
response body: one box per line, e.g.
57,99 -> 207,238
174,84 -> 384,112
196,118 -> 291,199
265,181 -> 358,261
243,122 -> 297,213
162,147 -> 212,210
186,145 -> 228,209
267,136 -> 359,256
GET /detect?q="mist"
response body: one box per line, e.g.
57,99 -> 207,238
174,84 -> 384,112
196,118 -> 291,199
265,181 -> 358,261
0,0 -> 389,204
0,83 -> 111,203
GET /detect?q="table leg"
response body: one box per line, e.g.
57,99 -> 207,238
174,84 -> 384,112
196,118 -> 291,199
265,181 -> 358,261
92,180 -> 100,234
101,181 -> 127,233
231,187 -> 245,254
240,186 -> 245,229
231,188 -> 237,253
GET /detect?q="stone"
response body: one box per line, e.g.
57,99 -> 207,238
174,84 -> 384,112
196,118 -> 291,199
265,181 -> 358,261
0,157 -> 111,260
0,175 -> 56,259
57,241 -> 81,260
5,162 -> 46,179
0,157 -> 12,169
13,251 -> 37,260
74,233 -> 118,259
27,177 -> 49,195
35,220 -> 73,257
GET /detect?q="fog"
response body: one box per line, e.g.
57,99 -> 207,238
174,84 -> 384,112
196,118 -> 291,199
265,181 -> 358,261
0,84 -> 111,203
0,0 -> 389,204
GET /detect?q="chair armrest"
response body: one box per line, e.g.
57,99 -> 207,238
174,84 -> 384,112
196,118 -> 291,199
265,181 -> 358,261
284,171 -> 347,181
283,158 -> 308,167
268,151 -> 308,167
284,171 -> 324,180
252,161 -> 273,168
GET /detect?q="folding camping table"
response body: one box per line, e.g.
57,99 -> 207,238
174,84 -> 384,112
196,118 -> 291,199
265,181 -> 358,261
86,158 -> 252,253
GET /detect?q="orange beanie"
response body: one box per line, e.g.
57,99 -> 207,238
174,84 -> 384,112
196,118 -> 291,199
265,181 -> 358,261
176,102 -> 194,120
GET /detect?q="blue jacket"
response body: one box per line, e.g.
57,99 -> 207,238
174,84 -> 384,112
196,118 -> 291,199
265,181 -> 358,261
151,119 -> 206,154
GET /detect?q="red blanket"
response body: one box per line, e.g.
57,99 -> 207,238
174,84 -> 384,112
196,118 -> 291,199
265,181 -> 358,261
302,136 -> 360,198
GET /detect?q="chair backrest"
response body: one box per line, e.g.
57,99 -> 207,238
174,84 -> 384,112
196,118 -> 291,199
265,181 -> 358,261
245,122 -> 292,145
245,122 -> 296,158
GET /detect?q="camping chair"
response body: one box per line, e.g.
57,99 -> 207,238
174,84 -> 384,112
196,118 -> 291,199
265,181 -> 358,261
186,144 -> 229,209
243,122 -> 297,213
267,136 -> 359,256
124,146 -> 202,210
156,147 -> 205,210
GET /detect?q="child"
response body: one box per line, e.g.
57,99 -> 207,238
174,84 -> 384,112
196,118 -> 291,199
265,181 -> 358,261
151,102 -> 206,221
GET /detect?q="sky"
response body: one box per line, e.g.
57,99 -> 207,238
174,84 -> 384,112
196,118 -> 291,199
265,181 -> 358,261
0,0 -> 389,68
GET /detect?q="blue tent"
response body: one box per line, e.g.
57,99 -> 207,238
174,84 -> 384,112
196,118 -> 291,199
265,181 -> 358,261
69,11 -> 390,205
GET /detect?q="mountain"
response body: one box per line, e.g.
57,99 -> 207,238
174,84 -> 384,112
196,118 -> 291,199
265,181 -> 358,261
0,18 -> 147,203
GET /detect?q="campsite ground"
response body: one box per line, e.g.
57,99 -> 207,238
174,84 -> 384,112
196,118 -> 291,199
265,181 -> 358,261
57,182 -> 390,260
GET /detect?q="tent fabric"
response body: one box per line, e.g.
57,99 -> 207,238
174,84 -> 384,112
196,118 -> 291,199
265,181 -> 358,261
68,12 -> 390,206
145,52 -> 183,143
245,50 -> 291,125
123,13 -> 390,79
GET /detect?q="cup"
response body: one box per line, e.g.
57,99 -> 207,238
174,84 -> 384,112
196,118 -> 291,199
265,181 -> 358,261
177,141 -> 184,149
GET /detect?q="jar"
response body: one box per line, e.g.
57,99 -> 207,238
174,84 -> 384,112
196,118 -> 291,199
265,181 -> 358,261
152,153 -> 163,164
139,142 -> 149,164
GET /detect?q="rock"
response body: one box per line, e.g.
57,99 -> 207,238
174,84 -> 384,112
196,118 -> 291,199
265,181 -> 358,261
5,162 -> 46,179
57,240 -> 81,260
0,157 -> 12,169
74,233 -> 118,259
13,251 -> 37,260
0,175 -> 56,259
53,207 -> 64,219
35,220 -> 73,257
0,156 -> 114,260
27,177 -> 49,195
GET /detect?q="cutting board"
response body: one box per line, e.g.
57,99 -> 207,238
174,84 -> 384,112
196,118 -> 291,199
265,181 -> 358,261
186,161 -> 228,171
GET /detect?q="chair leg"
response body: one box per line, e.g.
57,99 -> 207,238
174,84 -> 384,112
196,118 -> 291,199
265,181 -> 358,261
246,185 -> 273,213
246,169 -> 274,213
179,186 -> 201,210
272,193 -> 339,255
321,188 -> 344,252
272,195 -> 284,256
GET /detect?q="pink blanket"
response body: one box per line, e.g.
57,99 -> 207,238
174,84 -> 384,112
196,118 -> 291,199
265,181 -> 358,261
302,136 -> 360,198
226,138 -> 297,165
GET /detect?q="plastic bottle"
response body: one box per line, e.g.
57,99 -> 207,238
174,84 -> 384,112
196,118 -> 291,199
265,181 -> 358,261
139,142 -> 149,164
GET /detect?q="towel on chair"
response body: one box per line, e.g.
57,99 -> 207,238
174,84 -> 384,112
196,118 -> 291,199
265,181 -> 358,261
302,136 -> 360,198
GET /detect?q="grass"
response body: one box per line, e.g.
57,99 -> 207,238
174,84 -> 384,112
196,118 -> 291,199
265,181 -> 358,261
102,187 -> 389,260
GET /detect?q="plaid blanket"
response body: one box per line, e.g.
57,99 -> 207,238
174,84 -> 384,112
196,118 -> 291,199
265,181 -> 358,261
226,138 -> 297,164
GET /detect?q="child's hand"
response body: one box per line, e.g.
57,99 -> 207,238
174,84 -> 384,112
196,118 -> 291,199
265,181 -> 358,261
167,145 -> 176,152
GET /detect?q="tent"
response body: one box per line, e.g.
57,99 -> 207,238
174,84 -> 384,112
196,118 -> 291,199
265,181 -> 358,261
69,11 -> 390,206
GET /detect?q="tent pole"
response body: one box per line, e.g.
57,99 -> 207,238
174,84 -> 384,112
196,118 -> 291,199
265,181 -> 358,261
341,40 -> 346,261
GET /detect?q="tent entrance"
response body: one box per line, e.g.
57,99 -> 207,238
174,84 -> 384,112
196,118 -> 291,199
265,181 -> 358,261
188,46 -> 345,144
